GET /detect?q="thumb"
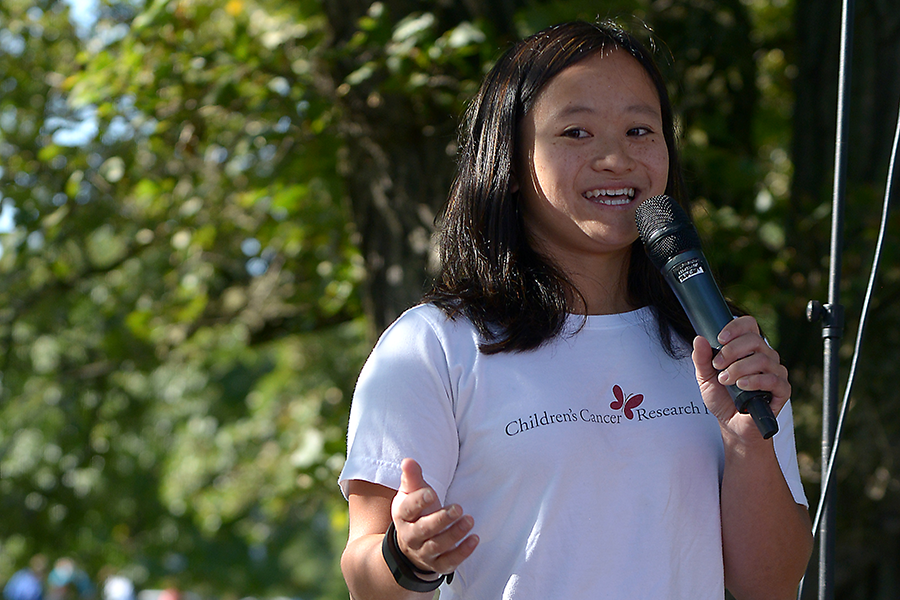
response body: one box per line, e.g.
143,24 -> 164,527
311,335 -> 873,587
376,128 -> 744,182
394,458 -> 440,522
398,457 -> 429,495
692,335 -> 739,424
691,335 -> 718,385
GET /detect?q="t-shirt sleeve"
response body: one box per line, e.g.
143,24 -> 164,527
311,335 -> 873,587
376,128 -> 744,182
338,307 -> 460,503
772,399 -> 809,507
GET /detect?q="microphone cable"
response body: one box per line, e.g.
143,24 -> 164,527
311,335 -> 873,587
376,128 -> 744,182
811,93 -> 899,535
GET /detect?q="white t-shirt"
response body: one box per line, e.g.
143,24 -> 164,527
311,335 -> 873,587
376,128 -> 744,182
340,304 -> 807,599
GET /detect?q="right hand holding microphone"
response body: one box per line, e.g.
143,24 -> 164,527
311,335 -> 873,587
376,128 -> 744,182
391,458 -> 479,577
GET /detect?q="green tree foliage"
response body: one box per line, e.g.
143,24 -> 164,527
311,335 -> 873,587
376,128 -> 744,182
1,1 -> 364,597
1,1 -> 898,599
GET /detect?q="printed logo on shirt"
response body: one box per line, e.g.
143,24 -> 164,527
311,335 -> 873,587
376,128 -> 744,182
504,384 -> 709,436
609,384 -> 643,420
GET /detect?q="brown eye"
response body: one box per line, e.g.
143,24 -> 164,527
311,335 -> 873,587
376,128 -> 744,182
562,128 -> 590,139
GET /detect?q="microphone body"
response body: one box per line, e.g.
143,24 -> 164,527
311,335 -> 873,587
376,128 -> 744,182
635,195 -> 779,439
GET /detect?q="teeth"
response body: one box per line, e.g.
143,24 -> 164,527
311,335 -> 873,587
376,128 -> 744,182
594,196 -> 631,206
584,188 -> 635,204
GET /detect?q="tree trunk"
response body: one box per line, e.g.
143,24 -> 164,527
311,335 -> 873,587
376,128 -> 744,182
321,0 -> 525,332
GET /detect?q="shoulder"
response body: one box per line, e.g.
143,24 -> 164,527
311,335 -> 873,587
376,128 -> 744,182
377,303 -> 480,350
358,304 -> 481,377
394,303 -> 453,329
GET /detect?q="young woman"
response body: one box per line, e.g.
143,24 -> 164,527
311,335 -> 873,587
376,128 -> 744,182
339,20 -> 813,600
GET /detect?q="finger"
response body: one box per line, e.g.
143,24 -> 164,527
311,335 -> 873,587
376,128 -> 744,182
719,364 -> 790,395
395,489 -> 438,523
400,507 -> 478,573
713,330 -> 785,388
711,341 -> 791,418
717,315 -> 760,344
429,530 -> 480,575
712,332 -> 777,372
407,504 -> 464,542
691,335 -> 718,384
714,319 -> 779,369
716,350 -> 787,385
733,371 -> 791,401
407,505 -> 475,559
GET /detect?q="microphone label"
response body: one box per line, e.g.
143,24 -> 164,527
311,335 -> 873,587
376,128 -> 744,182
672,257 -> 705,284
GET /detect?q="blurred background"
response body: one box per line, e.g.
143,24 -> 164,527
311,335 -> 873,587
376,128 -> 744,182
1,1 -> 898,599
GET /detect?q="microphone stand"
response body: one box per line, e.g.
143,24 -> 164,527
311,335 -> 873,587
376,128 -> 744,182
805,0 -> 855,598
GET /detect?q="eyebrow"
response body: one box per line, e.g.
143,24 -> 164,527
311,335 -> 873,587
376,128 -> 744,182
551,102 -> 661,120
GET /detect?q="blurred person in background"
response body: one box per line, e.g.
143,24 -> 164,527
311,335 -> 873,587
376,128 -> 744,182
46,559 -> 94,600
3,555 -> 46,600
100,571 -> 133,600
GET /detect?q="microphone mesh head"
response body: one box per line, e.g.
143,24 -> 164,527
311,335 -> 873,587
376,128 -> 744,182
634,194 -> 702,268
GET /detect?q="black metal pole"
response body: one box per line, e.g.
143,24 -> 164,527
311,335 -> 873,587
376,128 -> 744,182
813,1 -> 855,598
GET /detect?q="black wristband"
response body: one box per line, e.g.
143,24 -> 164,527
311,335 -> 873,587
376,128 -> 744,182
381,522 -> 454,592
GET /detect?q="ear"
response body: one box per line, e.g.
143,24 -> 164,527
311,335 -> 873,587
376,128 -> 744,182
510,173 -> 520,193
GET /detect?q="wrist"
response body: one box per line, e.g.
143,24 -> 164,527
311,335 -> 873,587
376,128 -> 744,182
721,425 -> 776,461
381,522 -> 453,592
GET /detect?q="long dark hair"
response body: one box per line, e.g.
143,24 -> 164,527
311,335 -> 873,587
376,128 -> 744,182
424,20 -> 695,355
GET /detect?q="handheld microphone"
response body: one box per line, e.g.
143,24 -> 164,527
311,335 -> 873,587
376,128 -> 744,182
634,194 -> 779,439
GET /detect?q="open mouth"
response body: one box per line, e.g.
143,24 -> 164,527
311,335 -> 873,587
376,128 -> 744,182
583,187 -> 636,206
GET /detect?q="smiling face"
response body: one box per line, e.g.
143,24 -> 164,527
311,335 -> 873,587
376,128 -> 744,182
517,47 -> 669,289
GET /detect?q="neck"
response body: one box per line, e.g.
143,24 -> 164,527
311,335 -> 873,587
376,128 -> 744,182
563,250 -> 635,316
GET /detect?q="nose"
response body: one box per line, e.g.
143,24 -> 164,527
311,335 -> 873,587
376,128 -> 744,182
591,138 -> 636,173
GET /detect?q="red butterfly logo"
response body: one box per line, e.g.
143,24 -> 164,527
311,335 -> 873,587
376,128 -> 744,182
610,385 -> 644,420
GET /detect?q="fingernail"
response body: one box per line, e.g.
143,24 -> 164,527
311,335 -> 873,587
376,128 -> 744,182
422,489 -> 435,505
718,329 -> 732,344
718,371 -> 729,384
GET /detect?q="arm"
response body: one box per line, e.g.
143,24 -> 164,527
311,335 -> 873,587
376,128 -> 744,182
341,459 -> 479,600
693,316 -> 814,600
